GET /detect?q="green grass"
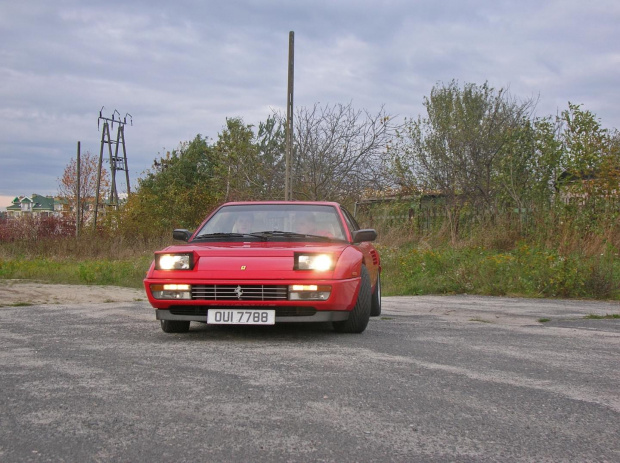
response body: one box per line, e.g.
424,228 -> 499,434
538,318 -> 551,323
469,317 -> 493,323
0,256 -> 152,288
378,242 -> 620,300
1,233 -> 619,302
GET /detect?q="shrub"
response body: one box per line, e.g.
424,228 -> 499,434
0,216 -> 75,242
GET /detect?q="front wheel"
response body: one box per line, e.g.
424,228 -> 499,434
333,266 -> 371,333
160,320 -> 190,333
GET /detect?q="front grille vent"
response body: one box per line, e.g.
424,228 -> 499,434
191,285 -> 289,301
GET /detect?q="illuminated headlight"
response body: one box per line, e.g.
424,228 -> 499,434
289,284 -> 331,301
151,284 -> 191,300
155,253 -> 194,270
294,253 -> 334,271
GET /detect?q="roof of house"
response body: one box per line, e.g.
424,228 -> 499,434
32,194 -> 55,211
6,194 -> 55,212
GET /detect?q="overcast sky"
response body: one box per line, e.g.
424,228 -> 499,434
1,0 -> 619,209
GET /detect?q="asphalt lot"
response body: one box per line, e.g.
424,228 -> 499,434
0,295 -> 619,462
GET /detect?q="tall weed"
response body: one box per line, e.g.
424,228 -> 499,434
379,241 -> 620,299
0,232 -> 166,288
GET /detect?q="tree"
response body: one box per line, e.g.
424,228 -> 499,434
556,103 -> 620,225
118,114 -> 288,238
213,118 -> 261,201
121,135 -> 219,234
255,114 -> 286,199
495,116 -> 563,220
211,116 -> 287,201
392,81 -> 535,241
57,151 -> 109,225
291,102 -> 394,204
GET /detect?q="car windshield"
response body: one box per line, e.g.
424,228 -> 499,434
193,204 -> 347,241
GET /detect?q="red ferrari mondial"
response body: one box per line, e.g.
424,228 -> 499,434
144,201 -> 382,334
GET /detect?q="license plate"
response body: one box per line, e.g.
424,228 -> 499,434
207,309 -> 275,325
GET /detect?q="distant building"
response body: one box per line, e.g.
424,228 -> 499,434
6,193 -> 117,222
6,194 -> 57,218
53,197 -> 71,216
556,169 -> 620,206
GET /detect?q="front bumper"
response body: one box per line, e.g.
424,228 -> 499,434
155,307 -> 350,323
144,277 -> 361,321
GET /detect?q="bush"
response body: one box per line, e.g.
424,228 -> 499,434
0,216 -> 76,241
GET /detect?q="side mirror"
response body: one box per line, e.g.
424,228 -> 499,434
173,229 -> 192,242
352,229 -> 377,243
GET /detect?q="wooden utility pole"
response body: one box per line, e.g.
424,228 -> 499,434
285,31 -> 295,200
76,141 -> 81,237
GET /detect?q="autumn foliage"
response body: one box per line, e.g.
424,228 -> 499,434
57,151 -> 109,224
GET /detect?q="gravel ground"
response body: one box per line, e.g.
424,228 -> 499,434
0,280 -> 146,306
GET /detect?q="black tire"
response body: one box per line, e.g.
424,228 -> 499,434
370,273 -> 382,317
333,265 -> 371,333
160,320 -> 190,333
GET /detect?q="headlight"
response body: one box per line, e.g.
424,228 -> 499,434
155,253 -> 194,270
151,284 -> 191,300
289,285 -> 331,301
294,253 -> 334,271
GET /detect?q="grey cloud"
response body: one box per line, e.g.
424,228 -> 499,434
1,0 -> 619,201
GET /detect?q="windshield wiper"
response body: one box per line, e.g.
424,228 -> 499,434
302,234 -> 336,241
192,232 -> 246,241
193,231 -> 337,242
248,231 -> 302,239
248,231 -> 334,241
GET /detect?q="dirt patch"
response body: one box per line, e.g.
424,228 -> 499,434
0,280 -> 146,306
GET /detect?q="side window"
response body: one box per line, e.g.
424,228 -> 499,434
341,207 -> 360,232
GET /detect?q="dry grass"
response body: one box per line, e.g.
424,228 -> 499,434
2,211 -> 619,298
0,232 -> 171,261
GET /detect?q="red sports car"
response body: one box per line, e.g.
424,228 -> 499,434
144,201 -> 381,334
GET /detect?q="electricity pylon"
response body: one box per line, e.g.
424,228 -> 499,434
93,108 -> 132,229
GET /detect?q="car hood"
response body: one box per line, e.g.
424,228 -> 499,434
155,241 -> 351,280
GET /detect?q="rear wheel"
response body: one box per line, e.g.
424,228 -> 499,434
160,320 -> 190,333
370,273 -> 382,317
333,266 -> 371,333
